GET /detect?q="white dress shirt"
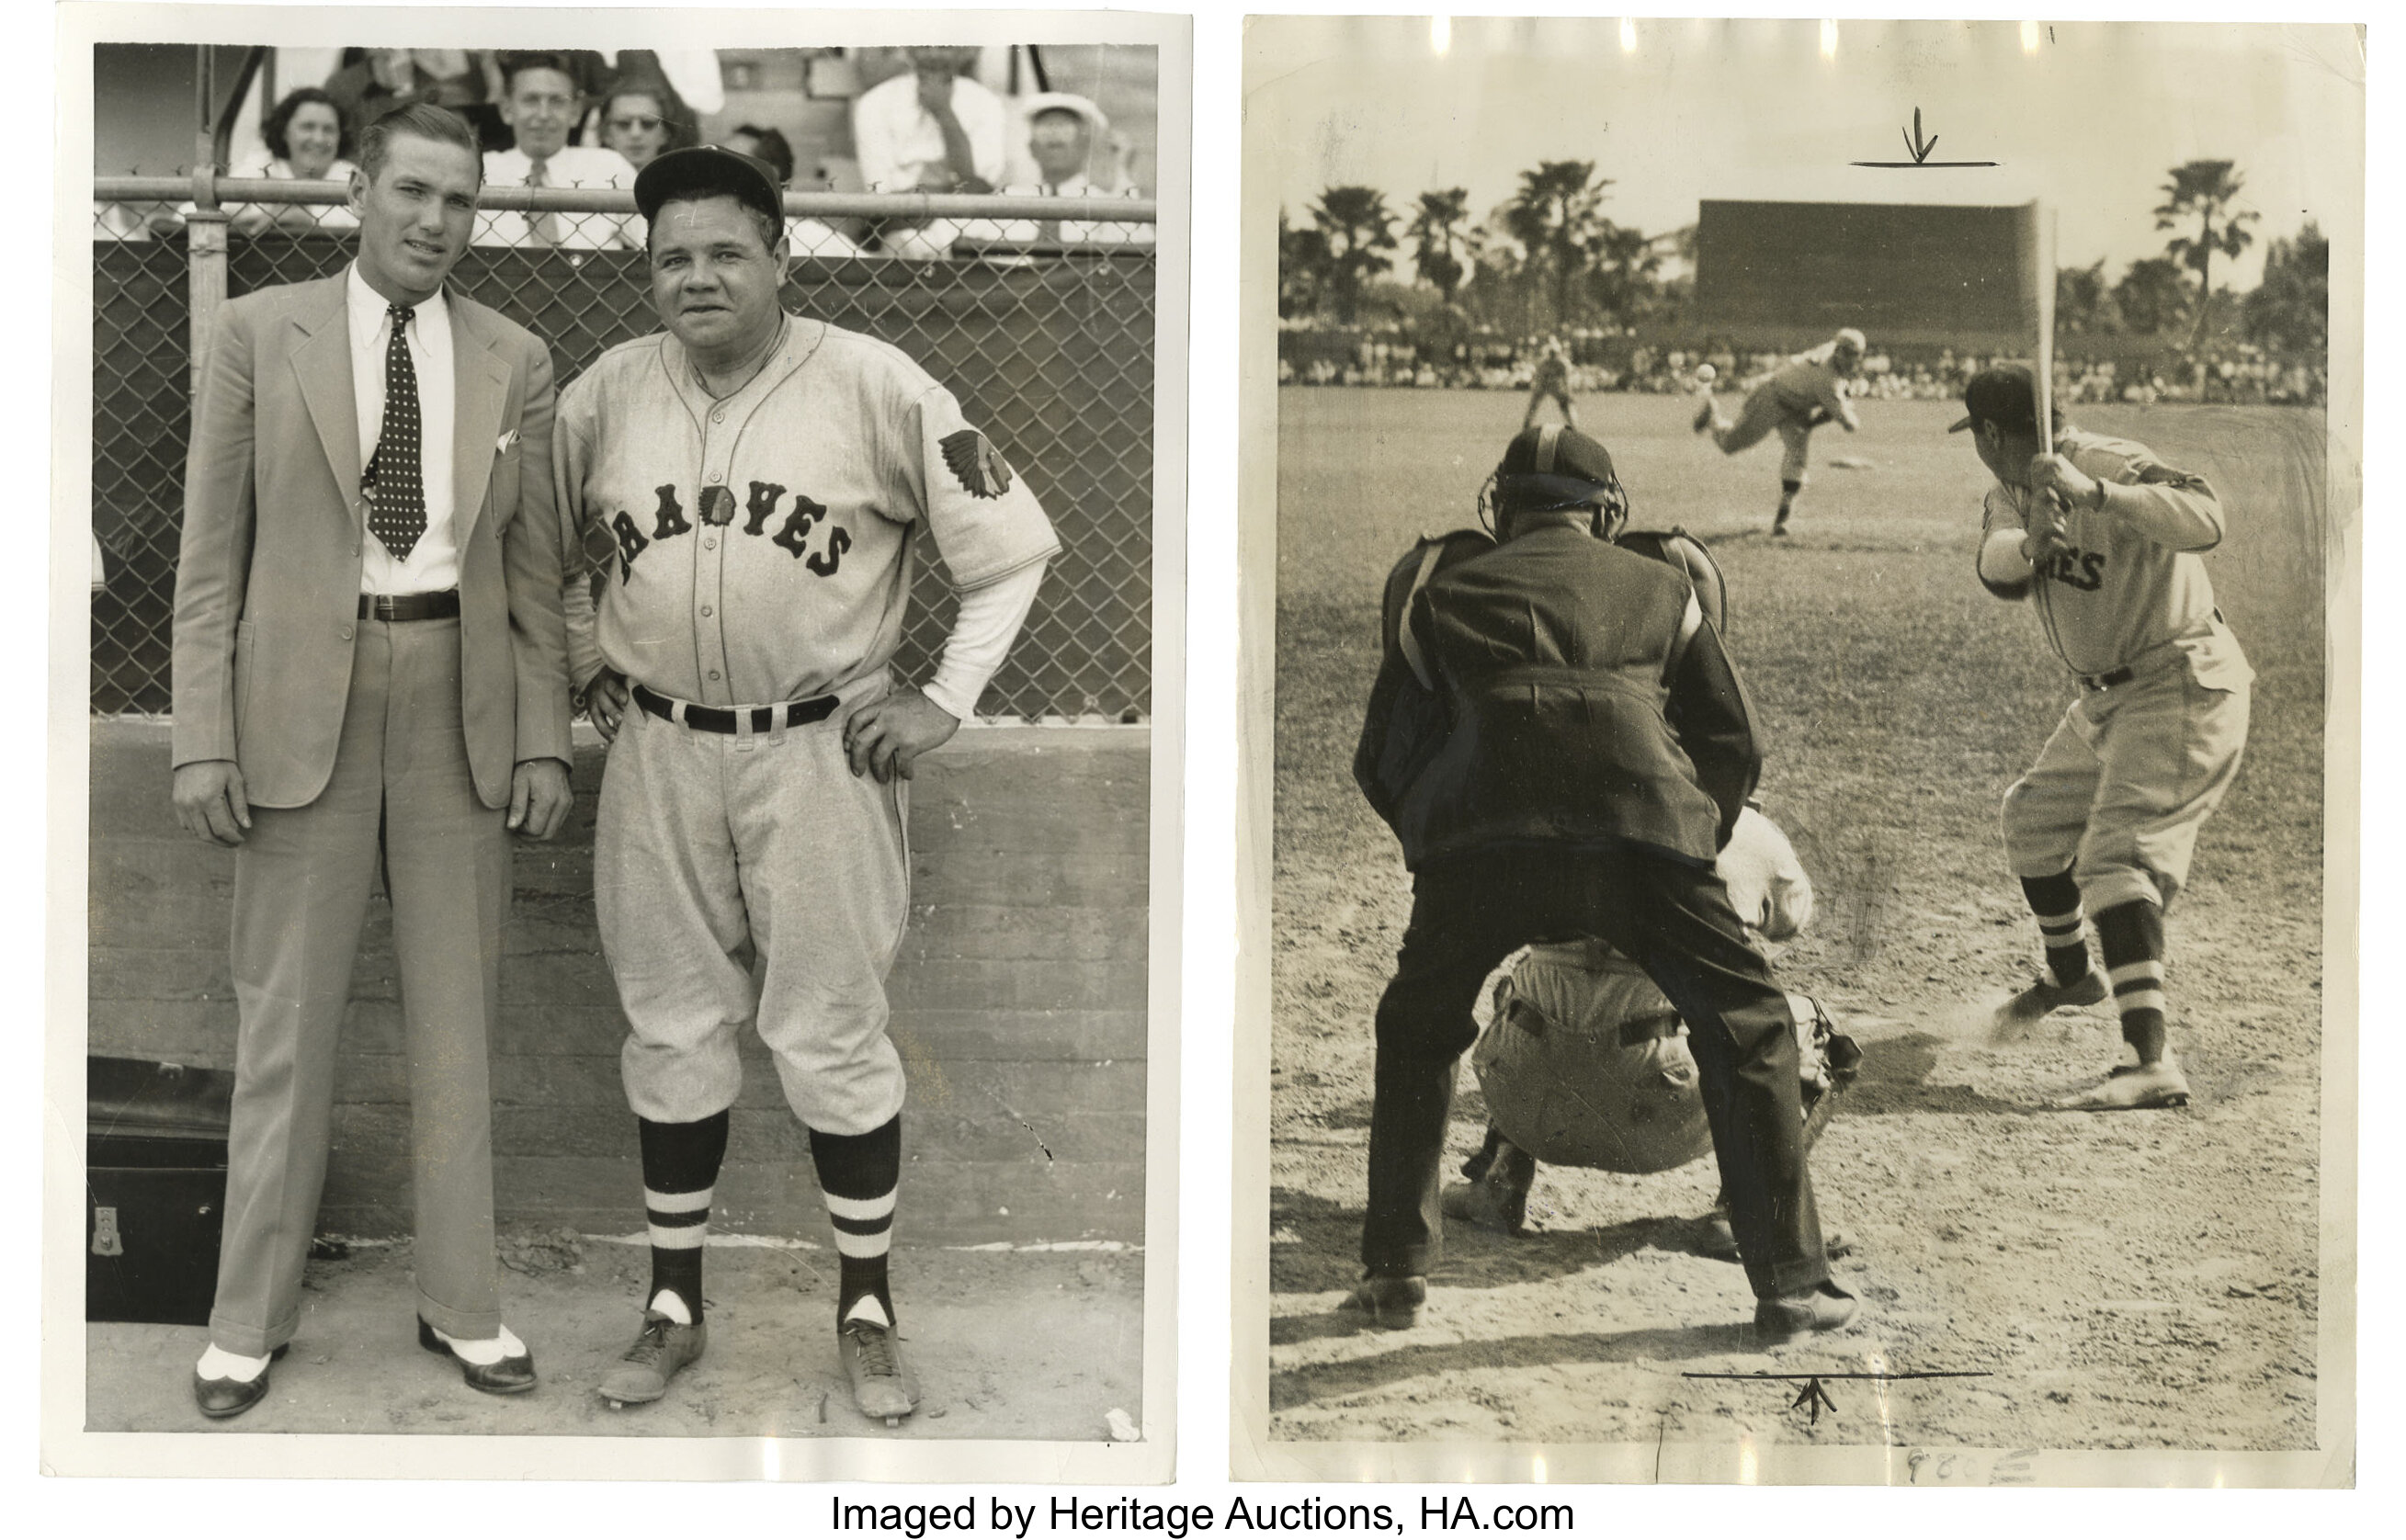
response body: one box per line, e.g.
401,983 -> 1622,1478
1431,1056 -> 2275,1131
346,264 -> 459,595
851,73 -> 1008,194
477,145 -> 641,249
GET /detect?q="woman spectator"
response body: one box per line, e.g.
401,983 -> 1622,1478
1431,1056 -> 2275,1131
168,86 -> 358,237
597,77 -> 687,171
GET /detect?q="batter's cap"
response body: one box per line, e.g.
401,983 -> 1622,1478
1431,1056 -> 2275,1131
1493,424 -> 1620,514
1950,363 -> 2040,434
634,144 -> 787,229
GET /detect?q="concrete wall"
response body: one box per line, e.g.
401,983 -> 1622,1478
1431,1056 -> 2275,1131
86,721 -> 1150,1247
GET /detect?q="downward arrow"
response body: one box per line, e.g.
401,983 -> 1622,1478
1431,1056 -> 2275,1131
1902,108 -> 1938,165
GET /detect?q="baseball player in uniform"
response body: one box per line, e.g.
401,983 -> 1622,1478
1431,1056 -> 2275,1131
552,147 -> 1059,1421
1961,365 -> 2252,1110
1693,327 -> 1866,536
1522,337 -> 1579,431
1348,424 -> 1856,1344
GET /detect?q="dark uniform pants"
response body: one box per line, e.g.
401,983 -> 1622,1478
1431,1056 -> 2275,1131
1363,846 -> 1830,1300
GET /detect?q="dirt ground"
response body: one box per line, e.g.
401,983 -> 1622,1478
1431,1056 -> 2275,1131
86,1234 -> 1145,1441
1269,389 -> 2329,1452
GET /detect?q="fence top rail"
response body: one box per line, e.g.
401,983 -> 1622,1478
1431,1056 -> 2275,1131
94,176 -> 1157,224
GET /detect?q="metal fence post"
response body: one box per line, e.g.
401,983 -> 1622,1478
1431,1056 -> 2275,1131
185,201 -> 228,403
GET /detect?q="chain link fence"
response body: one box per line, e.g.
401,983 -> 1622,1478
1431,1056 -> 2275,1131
91,180 -> 1156,722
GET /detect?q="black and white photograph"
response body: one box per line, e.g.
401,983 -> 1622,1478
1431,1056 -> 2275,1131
1238,16 -> 2359,1482
50,2 -> 1186,1481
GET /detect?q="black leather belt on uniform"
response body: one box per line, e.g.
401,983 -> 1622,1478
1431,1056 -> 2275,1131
358,590 -> 460,622
2077,665 -> 2136,693
631,682 -> 841,734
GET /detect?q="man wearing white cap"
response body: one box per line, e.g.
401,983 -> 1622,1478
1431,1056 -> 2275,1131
1693,326 -> 1867,537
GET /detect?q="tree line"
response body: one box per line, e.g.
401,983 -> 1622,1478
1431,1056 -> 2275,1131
1281,158 -> 2326,364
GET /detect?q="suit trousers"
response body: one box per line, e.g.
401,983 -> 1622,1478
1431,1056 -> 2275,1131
208,617 -> 510,1355
1363,845 -> 1830,1300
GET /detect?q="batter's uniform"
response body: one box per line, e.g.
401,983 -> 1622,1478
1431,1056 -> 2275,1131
1708,340 -> 1860,485
556,315 -> 1060,1136
1524,352 -> 1576,430
1978,428 -> 2253,912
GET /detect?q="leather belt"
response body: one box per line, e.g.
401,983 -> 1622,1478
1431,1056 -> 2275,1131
631,683 -> 841,734
2077,665 -> 2136,693
358,590 -> 460,622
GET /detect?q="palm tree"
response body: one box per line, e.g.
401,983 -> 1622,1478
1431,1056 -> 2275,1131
1584,221 -> 1661,327
2055,259 -> 2112,335
1407,187 -> 1472,305
2242,221 -> 2328,360
1500,160 -> 1612,328
2112,256 -> 2193,338
1307,185 -> 1399,325
1277,210 -> 1333,321
2154,159 -> 2259,350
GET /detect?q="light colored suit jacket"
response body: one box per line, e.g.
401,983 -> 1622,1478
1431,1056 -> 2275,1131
172,275 -> 572,809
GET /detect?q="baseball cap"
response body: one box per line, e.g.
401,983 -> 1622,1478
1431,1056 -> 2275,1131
1494,425 -> 1620,512
1949,363 -> 2041,434
1833,327 -> 1867,351
634,144 -> 786,229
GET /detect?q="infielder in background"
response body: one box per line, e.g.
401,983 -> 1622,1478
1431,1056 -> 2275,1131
555,147 -> 1059,1421
1962,365 -> 2252,1110
1692,326 -> 1866,537
1349,424 -> 1856,1344
1522,336 -> 1579,431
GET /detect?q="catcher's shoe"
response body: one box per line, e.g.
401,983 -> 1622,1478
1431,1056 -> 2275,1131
1753,1281 -> 1860,1345
1992,968 -> 2108,1029
1443,1136 -> 1535,1236
599,1310 -> 706,1407
1343,1273 -> 1427,1331
1698,1210 -> 1852,1263
2055,1055 -> 2192,1112
839,1318 -> 920,1425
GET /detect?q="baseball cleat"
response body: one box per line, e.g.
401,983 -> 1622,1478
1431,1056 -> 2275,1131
1771,513 -> 1790,537
1992,968 -> 2108,1029
839,1319 -> 920,1423
1343,1273 -> 1427,1330
2055,1055 -> 2192,1111
599,1310 -> 707,1408
1691,396 -> 1719,436
1754,1282 -> 1860,1345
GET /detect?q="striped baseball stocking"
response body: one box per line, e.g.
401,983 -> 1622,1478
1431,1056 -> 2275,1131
639,1110 -> 730,1324
810,1115 -> 902,1329
2094,900 -> 2169,1065
2019,869 -> 2094,986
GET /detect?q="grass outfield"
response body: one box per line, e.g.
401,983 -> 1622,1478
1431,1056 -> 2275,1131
1267,387 -> 2332,1451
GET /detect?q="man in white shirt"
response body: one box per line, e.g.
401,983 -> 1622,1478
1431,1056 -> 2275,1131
172,101 -> 573,1419
479,51 -> 640,250
851,46 -> 1006,260
992,93 -> 1152,247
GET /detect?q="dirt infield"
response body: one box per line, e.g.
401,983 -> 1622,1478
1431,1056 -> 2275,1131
1268,389 -> 2332,1452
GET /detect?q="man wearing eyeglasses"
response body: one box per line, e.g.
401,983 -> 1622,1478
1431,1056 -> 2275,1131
478,51 -> 639,250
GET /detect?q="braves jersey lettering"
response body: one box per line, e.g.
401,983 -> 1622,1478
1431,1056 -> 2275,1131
2041,545 -> 2105,593
651,485 -> 692,540
557,315 -> 1061,708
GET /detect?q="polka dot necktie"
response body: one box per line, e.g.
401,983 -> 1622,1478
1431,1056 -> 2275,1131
366,303 -> 426,562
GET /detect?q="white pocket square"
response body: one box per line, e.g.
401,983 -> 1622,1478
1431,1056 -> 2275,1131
496,429 -> 521,456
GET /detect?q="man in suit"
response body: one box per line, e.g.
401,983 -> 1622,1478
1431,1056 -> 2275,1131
171,102 -> 574,1419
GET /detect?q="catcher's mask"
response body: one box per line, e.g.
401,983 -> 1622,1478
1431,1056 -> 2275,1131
1479,424 -> 1630,540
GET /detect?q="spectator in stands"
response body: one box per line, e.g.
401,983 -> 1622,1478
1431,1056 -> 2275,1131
480,52 -> 639,250
325,49 -> 502,152
724,123 -> 868,261
597,78 -> 685,171
168,86 -> 360,237
998,93 -> 1152,246
853,46 -> 1007,260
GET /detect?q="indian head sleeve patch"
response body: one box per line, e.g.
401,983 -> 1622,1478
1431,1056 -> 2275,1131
940,429 -> 1014,499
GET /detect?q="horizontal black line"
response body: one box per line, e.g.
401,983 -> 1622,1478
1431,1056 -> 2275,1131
1683,1370 -> 1993,1381
1850,161 -> 2000,168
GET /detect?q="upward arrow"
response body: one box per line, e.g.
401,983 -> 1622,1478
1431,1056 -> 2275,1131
1902,108 -> 1938,165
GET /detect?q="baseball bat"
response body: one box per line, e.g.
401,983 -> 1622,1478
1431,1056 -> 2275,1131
2017,198 -> 2058,457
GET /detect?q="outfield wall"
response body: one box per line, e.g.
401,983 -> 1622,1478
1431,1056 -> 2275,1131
85,723 -> 1151,1247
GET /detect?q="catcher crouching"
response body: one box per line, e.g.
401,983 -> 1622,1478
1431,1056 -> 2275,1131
1349,424 -> 1859,1344
1447,804 -> 1862,1263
